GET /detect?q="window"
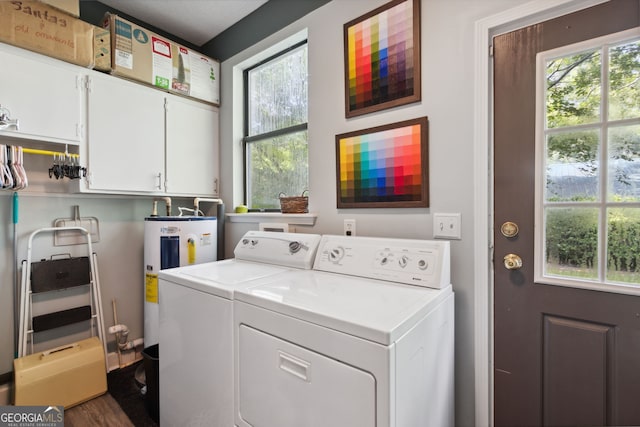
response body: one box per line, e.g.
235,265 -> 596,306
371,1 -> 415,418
536,28 -> 640,291
243,41 -> 308,210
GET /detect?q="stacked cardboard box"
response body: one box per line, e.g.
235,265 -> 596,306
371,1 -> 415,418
0,3 -> 217,103
103,13 -> 220,105
0,0 -> 93,67
92,26 -> 111,72
40,0 -> 79,17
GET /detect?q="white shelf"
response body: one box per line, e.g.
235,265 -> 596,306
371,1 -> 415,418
226,212 -> 317,226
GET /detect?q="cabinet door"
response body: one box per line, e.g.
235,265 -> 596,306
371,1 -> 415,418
165,95 -> 219,196
0,44 -> 82,143
86,73 -> 165,192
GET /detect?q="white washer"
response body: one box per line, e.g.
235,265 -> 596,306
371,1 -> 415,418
158,231 -> 322,427
234,235 -> 454,427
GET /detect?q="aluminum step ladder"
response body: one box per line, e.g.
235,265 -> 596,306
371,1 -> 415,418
17,227 -> 107,369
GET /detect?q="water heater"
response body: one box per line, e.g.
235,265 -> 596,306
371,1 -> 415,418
143,216 -> 217,346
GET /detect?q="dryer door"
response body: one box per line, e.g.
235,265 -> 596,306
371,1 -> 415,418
238,325 -> 376,427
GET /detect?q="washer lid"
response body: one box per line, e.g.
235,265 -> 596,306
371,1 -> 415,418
235,270 -> 452,345
158,259 -> 290,299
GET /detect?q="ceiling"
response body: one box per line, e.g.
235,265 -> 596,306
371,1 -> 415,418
98,0 -> 269,46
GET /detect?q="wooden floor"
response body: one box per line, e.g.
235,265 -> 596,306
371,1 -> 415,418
65,393 -> 134,427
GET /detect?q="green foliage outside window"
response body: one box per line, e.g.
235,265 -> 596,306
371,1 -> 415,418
546,208 -> 640,283
543,37 -> 640,285
248,131 -> 309,209
245,43 -> 308,210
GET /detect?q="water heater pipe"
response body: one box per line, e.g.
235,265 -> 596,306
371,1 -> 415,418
119,338 -> 144,351
108,323 -> 144,353
151,197 -> 172,216
109,324 -> 130,349
193,198 -> 222,216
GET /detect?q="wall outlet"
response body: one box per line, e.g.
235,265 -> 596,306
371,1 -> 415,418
433,213 -> 461,239
344,219 -> 356,236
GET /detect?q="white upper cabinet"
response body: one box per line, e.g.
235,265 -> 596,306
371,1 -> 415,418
165,94 -> 219,196
1,42 -> 220,197
85,72 -> 165,193
0,44 -> 82,143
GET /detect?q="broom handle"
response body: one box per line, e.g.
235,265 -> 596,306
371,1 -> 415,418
13,192 -> 19,357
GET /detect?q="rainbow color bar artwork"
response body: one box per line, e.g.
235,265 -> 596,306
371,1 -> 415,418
344,0 -> 421,118
336,117 -> 429,208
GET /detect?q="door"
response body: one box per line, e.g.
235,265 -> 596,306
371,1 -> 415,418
165,94 -> 219,196
494,1 -> 640,426
0,44 -> 82,143
237,324 -> 376,427
86,72 -> 165,193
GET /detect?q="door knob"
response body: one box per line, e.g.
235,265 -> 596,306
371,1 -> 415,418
503,253 -> 523,270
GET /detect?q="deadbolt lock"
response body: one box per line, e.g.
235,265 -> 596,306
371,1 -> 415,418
503,253 -> 523,270
500,221 -> 519,238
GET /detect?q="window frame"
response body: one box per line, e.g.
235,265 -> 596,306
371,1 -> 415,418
242,39 -> 309,212
534,27 -> 640,295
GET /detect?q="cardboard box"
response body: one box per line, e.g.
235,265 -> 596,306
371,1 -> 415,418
92,25 -> 111,71
170,44 -> 220,105
0,1 -> 94,67
39,0 -> 79,17
103,13 -> 220,105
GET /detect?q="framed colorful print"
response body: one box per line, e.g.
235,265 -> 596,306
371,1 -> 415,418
344,0 -> 421,118
336,117 -> 429,208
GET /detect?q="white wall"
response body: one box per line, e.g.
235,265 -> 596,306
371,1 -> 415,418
220,1 -> 528,425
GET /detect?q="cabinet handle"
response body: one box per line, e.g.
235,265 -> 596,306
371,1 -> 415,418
156,172 -> 162,190
214,178 -> 219,195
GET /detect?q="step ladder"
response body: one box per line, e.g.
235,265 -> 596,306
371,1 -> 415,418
17,227 -> 107,369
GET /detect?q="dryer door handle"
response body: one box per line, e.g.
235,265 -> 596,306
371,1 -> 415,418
279,351 -> 311,382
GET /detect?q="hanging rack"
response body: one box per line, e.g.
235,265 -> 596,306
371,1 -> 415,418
1,145 -> 85,182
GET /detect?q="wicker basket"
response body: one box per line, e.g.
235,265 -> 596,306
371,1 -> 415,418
279,191 -> 309,213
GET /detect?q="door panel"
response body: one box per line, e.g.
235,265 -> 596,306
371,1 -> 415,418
165,95 -> 219,196
86,73 -> 165,192
542,315 -> 613,427
0,45 -> 82,142
493,1 -> 640,426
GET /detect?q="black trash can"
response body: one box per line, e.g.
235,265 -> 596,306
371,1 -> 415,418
142,344 -> 159,422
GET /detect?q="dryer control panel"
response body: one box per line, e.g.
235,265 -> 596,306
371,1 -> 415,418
234,231 -> 322,270
313,235 -> 450,289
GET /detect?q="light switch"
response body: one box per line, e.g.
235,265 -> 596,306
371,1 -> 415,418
433,213 -> 461,240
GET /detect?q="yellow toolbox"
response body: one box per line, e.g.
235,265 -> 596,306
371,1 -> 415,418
14,337 -> 107,408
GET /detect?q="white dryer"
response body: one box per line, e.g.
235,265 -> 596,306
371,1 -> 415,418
158,231 -> 322,427
234,235 -> 454,427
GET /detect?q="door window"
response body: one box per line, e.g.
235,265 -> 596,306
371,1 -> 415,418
536,28 -> 640,292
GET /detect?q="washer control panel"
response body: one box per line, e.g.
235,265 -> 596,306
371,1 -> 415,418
314,235 -> 450,289
235,231 -> 322,269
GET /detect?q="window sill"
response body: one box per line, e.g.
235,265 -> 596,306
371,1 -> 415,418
225,212 -> 317,226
